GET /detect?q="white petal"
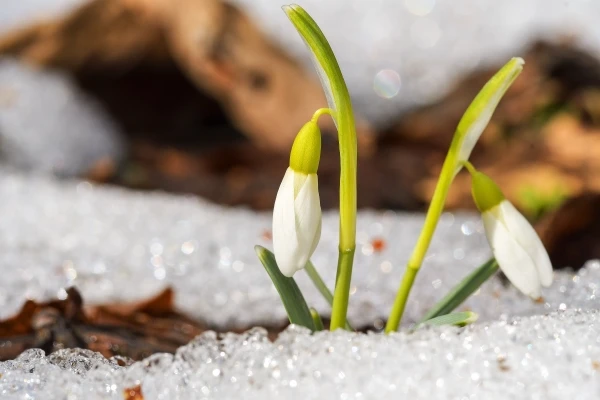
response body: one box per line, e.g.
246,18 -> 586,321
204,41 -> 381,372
482,209 -> 542,299
293,173 -> 322,267
497,201 -> 553,287
272,168 -> 302,277
308,217 -> 322,260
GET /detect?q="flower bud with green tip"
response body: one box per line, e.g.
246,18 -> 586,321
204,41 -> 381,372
469,165 -> 553,299
273,119 -> 322,277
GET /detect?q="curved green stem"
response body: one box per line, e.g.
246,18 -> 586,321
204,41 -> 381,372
311,107 -> 333,122
385,153 -> 457,333
384,58 -> 524,333
283,5 -> 357,331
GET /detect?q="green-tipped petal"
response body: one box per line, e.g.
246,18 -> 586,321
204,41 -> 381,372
471,170 -> 505,212
290,120 -> 321,174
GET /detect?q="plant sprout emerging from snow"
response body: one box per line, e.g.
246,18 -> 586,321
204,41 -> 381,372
255,4 -> 553,333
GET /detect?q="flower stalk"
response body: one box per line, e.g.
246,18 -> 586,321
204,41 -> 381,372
283,5 -> 358,331
385,57 -> 524,333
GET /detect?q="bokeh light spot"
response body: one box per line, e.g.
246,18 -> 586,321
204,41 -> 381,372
373,69 -> 401,99
404,0 -> 436,16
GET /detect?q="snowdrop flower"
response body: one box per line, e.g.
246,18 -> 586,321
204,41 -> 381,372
469,166 -> 553,299
273,119 -> 322,277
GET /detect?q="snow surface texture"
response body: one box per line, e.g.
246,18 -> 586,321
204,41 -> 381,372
0,59 -> 125,176
1,166 -> 599,329
1,311 -> 599,399
3,0 -> 600,126
0,169 -> 599,398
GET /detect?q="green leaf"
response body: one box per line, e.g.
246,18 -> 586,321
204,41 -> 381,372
304,261 -> 354,330
451,57 -> 524,173
310,308 -> 325,331
420,258 -> 499,323
418,311 -> 478,328
255,246 -> 315,331
283,3 -> 358,332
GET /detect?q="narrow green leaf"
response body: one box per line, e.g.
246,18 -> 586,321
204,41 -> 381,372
310,308 -> 325,331
418,311 -> 478,329
255,246 -> 315,331
420,258 -> 499,323
451,57 -> 524,173
304,261 -> 354,331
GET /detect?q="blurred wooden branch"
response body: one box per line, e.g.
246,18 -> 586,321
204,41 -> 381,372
0,0 -> 374,150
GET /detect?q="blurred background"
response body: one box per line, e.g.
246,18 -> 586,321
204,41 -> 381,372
0,0 -> 599,267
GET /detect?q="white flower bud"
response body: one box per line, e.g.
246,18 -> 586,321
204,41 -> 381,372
272,167 -> 322,277
482,200 -> 553,299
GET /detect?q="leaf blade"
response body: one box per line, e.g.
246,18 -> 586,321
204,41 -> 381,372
255,245 -> 315,331
310,308 -> 325,331
419,311 -> 479,328
452,57 -> 524,171
420,258 -> 499,323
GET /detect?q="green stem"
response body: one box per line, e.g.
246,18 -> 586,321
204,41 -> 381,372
330,249 -> 355,330
283,6 -> 357,331
312,107 -> 333,122
461,160 -> 477,175
305,260 -> 353,330
385,153 -> 457,333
